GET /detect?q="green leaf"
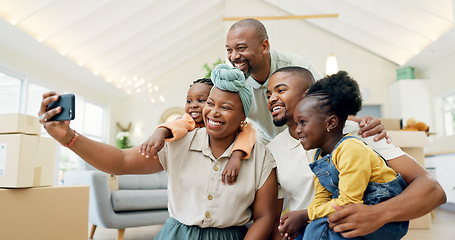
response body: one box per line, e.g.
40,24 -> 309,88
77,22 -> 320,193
202,58 -> 224,78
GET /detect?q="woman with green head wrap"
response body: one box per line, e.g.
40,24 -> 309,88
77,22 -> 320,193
38,65 -> 278,239
154,63 -> 278,239
210,64 -> 253,118
140,67 -> 259,185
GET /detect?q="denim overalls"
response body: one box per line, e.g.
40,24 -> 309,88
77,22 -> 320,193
302,135 -> 409,240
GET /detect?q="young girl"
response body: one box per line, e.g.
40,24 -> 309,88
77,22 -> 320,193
293,71 -> 408,240
140,78 -> 256,185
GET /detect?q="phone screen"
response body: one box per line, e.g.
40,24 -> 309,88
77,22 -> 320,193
48,94 -> 75,121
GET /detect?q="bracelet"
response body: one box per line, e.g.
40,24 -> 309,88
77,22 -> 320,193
62,131 -> 79,148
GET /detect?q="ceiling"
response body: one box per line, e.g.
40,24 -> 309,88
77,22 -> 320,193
0,0 -> 453,99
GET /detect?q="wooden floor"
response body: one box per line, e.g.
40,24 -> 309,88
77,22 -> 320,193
403,208 -> 455,240
90,208 -> 455,240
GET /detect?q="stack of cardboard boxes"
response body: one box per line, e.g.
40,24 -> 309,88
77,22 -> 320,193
0,113 -> 89,240
381,118 -> 432,229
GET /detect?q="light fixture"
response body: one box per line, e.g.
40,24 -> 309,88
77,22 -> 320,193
325,11 -> 339,76
326,52 -> 338,75
116,75 -> 163,103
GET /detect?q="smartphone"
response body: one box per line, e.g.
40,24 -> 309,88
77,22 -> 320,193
48,94 -> 75,121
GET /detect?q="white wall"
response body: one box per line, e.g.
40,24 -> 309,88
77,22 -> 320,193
429,153 -> 455,204
389,80 -> 433,129
0,17 -> 225,146
113,40 -> 225,145
0,18 -> 125,145
422,50 -> 455,154
424,51 -> 455,132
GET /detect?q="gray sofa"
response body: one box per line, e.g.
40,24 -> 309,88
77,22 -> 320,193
64,169 -> 169,240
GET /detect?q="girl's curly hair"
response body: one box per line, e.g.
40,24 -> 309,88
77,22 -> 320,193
306,71 -> 362,121
191,78 -> 213,87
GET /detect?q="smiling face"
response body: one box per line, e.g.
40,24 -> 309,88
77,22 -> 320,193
225,26 -> 269,79
185,83 -> 213,123
267,71 -> 310,127
202,87 -> 245,141
293,97 -> 330,151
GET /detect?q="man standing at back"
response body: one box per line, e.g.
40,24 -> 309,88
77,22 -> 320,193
225,18 -> 324,142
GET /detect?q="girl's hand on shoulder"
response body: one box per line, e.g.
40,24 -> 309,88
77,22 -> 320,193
222,155 -> 241,185
139,128 -> 169,158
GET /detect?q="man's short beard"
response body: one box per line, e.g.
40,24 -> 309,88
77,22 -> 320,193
273,115 -> 287,127
244,67 -> 252,79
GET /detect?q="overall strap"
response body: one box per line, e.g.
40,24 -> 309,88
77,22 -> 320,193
352,135 -> 390,167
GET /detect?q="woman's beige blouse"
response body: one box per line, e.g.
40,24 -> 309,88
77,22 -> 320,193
157,128 -> 276,228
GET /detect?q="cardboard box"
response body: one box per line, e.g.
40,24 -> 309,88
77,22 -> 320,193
408,212 -> 432,229
0,113 -> 41,135
0,185 -> 89,240
380,118 -> 402,131
387,130 -> 432,229
387,131 -> 430,166
0,134 -> 56,188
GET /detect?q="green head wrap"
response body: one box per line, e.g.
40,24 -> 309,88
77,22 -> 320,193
210,64 -> 253,117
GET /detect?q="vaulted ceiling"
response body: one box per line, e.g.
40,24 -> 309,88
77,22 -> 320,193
0,0 -> 453,98
265,0 -> 454,65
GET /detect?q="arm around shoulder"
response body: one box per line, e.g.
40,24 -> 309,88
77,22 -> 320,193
384,154 -> 447,220
232,123 -> 257,159
327,154 -> 446,238
345,153 -> 446,226
158,113 -> 196,141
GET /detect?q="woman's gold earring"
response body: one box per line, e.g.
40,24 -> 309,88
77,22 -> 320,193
327,128 -> 330,132
240,120 -> 248,128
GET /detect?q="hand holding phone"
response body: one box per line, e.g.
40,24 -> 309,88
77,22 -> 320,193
48,94 -> 75,121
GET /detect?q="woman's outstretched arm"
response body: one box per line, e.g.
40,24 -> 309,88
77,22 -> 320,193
39,91 -> 163,175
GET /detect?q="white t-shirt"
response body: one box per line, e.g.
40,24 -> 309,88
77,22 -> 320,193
267,120 -> 406,211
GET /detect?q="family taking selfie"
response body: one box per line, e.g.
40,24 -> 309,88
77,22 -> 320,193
38,18 -> 446,240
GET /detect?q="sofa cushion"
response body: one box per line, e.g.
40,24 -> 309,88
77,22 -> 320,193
118,172 -> 168,190
111,189 -> 168,212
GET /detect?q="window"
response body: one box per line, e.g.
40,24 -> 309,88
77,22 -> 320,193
83,102 -> 104,141
0,72 -> 22,114
26,82 -> 50,116
57,97 -> 107,182
357,105 -> 382,118
0,66 -> 108,183
443,94 -> 455,136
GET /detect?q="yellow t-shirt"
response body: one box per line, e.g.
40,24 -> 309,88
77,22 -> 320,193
307,135 -> 398,221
